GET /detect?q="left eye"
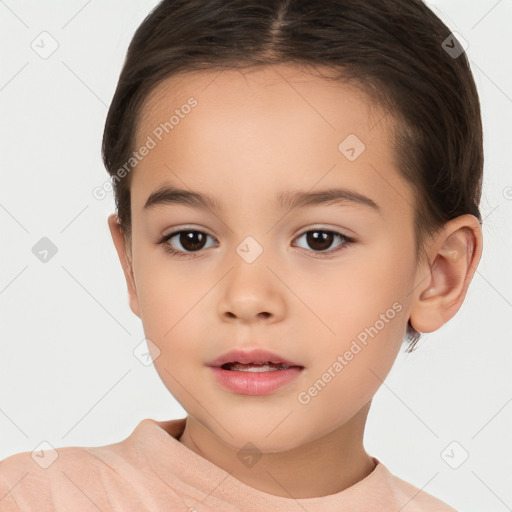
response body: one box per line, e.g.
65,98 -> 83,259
293,229 -> 352,255
159,228 -> 353,258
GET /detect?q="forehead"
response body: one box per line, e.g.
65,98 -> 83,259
130,64 -> 413,222
136,64 -> 388,145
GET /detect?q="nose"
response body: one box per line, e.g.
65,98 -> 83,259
217,257 -> 286,325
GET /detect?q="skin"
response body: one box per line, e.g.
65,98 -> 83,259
108,64 -> 482,499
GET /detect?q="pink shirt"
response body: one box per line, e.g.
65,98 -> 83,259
0,417 -> 457,511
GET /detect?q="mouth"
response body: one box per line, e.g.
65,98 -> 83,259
207,349 -> 304,396
207,348 -> 303,369
220,361 -> 299,372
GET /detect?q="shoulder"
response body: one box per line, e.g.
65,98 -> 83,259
0,445 -> 116,511
377,462 -> 458,511
0,419 -> 187,512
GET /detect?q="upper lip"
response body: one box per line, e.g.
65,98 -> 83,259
207,349 -> 303,368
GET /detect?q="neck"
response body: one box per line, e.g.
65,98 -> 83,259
177,402 -> 376,499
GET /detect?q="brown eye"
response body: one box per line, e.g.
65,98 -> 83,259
305,231 -> 334,251
176,231 -> 207,251
161,230 -> 216,257
294,229 -> 352,256
159,227 -> 353,259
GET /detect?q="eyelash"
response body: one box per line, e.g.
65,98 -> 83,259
158,227 -> 354,260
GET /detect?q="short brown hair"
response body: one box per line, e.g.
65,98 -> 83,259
102,0 -> 484,352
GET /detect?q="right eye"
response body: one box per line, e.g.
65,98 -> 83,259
158,229 -> 218,259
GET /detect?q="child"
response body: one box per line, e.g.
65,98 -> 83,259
0,0 -> 483,510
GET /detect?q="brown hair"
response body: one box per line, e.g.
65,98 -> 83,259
102,0 -> 483,352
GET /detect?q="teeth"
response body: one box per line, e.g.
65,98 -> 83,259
224,362 -> 290,372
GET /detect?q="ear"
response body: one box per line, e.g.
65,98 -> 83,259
107,213 -> 141,318
409,214 -> 483,333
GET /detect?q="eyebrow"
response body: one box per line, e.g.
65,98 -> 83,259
143,184 -> 381,214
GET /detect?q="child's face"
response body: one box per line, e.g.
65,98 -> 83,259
115,64 -> 424,451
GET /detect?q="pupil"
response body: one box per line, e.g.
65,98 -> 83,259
307,231 -> 332,251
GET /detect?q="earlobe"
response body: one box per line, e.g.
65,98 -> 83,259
409,215 -> 483,334
107,213 -> 141,318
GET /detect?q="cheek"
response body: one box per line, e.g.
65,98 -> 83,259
300,308 -> 406,428
133,258 -> 210,367
305,249 -> 411,393
305,249 -> 412,336
134,253 -> 205,335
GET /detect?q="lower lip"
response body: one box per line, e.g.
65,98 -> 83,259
209,366 -> 303,396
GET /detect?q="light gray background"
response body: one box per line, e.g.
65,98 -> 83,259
1,1 -> 511,510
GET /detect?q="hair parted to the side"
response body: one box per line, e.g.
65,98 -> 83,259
101,0 -> 483,353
